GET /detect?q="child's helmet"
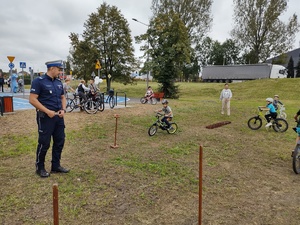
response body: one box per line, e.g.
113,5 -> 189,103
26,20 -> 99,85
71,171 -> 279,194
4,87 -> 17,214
162,99 -> 168,104
266,97 -> 273,103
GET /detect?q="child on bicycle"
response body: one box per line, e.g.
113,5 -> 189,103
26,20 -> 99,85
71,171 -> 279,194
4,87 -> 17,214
145,86 -> 154,98
260,98 -> 277,127
273,94 -> 283,111
292,109 -> 300,156
156,99 -> 173,129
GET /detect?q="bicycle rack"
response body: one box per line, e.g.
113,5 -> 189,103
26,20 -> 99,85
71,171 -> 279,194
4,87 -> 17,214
115,91 -> 127,107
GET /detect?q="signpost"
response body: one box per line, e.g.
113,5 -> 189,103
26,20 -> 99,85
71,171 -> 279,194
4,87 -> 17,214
7,56 -> 15,92
20,62 -> 26,97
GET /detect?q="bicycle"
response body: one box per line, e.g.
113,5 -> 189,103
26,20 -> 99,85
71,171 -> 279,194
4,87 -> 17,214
148,112 -> 178,136
66,92 -> 99,114
278,104 -> 287,119
292,124 -> 300,174
105,90 -> 115,109
140,95 -> 157,105
247,106 -> 288,132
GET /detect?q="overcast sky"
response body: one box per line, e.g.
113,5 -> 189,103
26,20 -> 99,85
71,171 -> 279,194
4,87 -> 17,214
0,0 -> 299,73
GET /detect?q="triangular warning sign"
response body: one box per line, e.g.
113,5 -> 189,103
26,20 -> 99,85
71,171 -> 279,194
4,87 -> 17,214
7,56 -> 15,63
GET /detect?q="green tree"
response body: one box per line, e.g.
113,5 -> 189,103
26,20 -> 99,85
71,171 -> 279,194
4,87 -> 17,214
231,0 -> 299,63
197,38 -> 241,65
144,12 -> 191,98
272,53 -> 288,65
287,56 -> 294,78
296,58 -> 300,78
151,0 -> 213,43
69,3 -> 135,91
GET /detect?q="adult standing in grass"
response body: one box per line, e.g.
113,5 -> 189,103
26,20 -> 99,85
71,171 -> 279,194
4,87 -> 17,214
220,83 -> 232,116
29,60 -> 69,178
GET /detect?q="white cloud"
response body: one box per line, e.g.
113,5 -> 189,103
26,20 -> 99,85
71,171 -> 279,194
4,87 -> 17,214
0,0 -> 299,73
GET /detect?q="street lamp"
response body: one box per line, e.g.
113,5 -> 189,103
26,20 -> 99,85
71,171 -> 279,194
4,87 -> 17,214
132,18 -> 150,89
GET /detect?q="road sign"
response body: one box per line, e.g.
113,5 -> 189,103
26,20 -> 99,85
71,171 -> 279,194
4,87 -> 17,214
95,60 -> 101,69
20,62 -> 26,68
8,63 -> 15,69
7,56 -> 15,63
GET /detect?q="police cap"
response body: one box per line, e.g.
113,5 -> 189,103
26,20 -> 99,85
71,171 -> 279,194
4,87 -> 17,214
45,60 -> 64,68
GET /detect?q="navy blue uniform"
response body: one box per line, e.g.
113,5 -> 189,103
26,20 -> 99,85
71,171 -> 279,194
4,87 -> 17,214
30,74 -> 65,170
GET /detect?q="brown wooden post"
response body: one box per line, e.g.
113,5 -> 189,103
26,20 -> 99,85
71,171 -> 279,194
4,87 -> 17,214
110,114 -> 120,148
199,145 -> 203,225
53,183 -> 59,225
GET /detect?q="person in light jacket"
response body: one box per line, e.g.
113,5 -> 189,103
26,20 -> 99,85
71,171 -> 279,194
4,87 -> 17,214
220,83 -> 232,116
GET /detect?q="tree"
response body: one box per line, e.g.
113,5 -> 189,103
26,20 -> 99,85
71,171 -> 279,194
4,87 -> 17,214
196,38 -> 242,65
151,0 -> 213,43
287,56 -> 294,78
272,53 -> 288,65
142,12 -> 191,98
296,58 -> 300,78
69,3 -> 135,91
231,0 -> 299,63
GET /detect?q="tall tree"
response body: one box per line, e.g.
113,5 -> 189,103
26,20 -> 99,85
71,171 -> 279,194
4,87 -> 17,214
151,0 -> 213,43
287,56 -> 294,78
141,12 -> 191,98
231,0 -> 299,63
69,3 -> 135,91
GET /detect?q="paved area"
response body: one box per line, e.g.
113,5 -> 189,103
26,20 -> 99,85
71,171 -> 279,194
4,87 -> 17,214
0,90 -> 138,111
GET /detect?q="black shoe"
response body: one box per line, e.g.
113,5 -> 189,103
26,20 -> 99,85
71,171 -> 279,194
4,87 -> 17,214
36,169 -> 50,178
51,166 -> 70,173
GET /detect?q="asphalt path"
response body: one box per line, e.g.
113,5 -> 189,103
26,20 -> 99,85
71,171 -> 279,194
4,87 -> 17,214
0,91 -> 135,111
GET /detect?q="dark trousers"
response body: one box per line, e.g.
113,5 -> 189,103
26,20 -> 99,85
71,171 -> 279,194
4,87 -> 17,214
265,112 -> 277,123
35,112 -> 65,170
162,116 -> 171,128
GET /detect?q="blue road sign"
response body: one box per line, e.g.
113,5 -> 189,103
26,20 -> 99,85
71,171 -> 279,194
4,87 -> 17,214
8,63 -> 15,69
20,62 -> 26,68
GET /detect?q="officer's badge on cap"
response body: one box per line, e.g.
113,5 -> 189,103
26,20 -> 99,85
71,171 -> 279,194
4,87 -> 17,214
45,60 -> 64,68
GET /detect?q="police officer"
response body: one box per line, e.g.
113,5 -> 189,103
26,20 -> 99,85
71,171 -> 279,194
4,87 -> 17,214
29,60 -> 69,178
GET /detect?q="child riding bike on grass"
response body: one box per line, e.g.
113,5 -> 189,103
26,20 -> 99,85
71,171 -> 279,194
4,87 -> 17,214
156,99 -> 173,130
260,98 -> 277,128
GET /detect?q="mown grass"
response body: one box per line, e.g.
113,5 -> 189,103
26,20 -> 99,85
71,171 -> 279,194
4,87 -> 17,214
1,78 -> 300,224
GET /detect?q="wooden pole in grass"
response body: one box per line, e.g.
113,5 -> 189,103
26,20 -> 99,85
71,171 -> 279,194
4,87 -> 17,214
199,145 -> 203,225
53,183 -> 59,225
110,114 -> 120,148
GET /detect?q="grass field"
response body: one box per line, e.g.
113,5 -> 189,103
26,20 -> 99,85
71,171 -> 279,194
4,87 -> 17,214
1,79 -> 300,224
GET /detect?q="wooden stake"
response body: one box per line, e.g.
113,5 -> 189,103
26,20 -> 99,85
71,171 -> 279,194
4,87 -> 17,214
53,183 -> 59,225
199,145 -> 203,225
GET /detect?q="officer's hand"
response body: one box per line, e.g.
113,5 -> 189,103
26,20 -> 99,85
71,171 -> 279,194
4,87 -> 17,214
47,110 -> 57,118
58,110 -> 65,118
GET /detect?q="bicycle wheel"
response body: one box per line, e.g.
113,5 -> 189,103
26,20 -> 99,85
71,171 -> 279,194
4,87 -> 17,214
247,116 -> 262,130
272,118 -> 288,133
140,97 -> 147,104
109,96 -> 115,109
66,98 -> 75,112
279,112 -> 287,119
167,122 -> 178,134
150,98 -> 157,105
292,144 -> 300,174
84,100 -> 98,114
96,95 -> 105,112
148,124 -> 158,136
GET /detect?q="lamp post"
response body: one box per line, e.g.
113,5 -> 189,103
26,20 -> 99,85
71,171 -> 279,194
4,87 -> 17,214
132,18 -> 150,89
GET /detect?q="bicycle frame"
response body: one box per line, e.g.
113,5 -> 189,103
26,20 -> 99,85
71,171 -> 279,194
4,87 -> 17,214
148,112 -> 178,136
247,107 -> 288,132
